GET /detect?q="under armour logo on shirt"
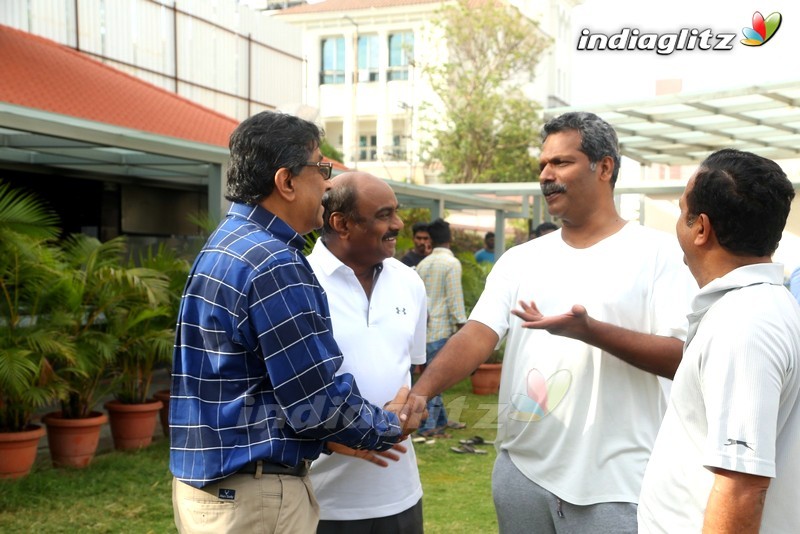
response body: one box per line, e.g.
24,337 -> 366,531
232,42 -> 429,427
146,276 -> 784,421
396,307 -> 406,315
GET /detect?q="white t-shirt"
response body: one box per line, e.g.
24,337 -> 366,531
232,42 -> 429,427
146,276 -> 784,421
307,240 -> 426,521
639,263 -> 800,533
469,223 -> 695,505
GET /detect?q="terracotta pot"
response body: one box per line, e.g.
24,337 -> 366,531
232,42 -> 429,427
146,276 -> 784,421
42,411 -> 108,468
471,363 -> 502,395
104,399 -> 163,451
0,424 -> 46,479
153,389 -> 171,438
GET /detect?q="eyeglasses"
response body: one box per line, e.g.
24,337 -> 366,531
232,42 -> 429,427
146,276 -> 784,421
304,161 -> 333,180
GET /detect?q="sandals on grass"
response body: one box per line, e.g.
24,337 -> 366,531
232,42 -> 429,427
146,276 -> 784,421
458,435 -> 495,446
450,443 -> 487,455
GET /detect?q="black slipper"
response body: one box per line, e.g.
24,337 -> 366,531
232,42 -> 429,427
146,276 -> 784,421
450,443 -> 487,454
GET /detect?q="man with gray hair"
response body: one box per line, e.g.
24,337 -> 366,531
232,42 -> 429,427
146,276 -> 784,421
405,112 -> 696,532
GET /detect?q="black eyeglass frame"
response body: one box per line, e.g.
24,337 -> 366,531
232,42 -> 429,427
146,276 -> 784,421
304,161 -> 334,180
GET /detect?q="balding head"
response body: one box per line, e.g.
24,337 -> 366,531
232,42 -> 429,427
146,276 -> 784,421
321,171 -> 403,269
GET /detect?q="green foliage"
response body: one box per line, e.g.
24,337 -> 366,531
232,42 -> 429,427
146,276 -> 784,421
0,182 -> 70,431
1,180 -> 192,422
421,0 -> 549,183
456,251 -> 492,317
320,137 -> 344,163
0,379 -> 498,533
456,251 -> 504,363
108,246 -> 185,404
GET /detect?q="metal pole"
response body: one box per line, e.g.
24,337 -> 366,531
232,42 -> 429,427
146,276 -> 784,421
344,16 -> 358,169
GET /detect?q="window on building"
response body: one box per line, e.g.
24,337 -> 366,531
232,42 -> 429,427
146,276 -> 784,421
391,135 -> 406,160
358,34 -> 379,82
321,37 -> 345,84
388,31 -> 414,81
359,134 -> 377,161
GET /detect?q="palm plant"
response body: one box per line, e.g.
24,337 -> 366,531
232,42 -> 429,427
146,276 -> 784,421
54,235 -> 127,418
0,181 -> 71,432
109,244 -> 187,404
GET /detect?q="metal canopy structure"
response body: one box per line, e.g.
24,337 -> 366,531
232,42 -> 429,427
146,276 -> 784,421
0,102 -> 229,218
546,81 -> 800,166
4,77 -> 800,255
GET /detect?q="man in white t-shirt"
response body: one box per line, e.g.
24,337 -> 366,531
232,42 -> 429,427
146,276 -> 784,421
638,149 -> 800,533
403,112 -> 696,533
308,171 -> 427,534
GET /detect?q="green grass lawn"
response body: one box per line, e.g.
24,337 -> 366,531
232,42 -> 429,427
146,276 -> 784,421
0,378 -> 499,533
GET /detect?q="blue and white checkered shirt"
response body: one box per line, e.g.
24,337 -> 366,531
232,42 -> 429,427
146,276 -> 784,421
169,203 -> 402,488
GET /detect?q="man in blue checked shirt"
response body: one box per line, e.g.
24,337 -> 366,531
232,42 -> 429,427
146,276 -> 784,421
169,111 -> 419,534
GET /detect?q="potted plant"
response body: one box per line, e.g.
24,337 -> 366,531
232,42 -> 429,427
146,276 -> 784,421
471,347 -> 504,395
133,245 -> 189,438
104,245 -> 178,450
0,181 -> 70,478
42,235 -> 132,468
454,251 -> 503,394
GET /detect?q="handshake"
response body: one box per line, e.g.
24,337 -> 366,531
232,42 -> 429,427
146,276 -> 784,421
327,386 -> 429,467
385,386 -> 428,436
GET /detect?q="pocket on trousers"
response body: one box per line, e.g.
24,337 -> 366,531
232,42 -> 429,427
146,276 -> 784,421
182,497 -> 238,532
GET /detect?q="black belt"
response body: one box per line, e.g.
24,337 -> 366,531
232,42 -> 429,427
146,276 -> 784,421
236,459 -> 310,477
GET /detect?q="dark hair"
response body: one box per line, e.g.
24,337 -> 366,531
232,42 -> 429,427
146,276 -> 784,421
534,221 -> 559,237
427,218 -> 452,247
225,111 -> 322,205
412,221 -> 430,235
320,179 -> 360,239
485,232 -> 495,239
542,111 -> 621,186
688,148 -> 794,256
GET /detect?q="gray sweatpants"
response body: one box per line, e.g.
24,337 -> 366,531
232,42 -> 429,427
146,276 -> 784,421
492,450 -> 638,534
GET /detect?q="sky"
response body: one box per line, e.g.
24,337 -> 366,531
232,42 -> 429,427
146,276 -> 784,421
570,0 -> 797,105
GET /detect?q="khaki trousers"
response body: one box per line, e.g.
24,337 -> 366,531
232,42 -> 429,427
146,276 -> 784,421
173,472 -> 319,534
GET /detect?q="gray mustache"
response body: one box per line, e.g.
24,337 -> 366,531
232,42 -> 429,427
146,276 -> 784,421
540,183 -> 567,195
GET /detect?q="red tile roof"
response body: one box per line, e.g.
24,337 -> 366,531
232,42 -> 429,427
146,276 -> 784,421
0,24 -> 237,147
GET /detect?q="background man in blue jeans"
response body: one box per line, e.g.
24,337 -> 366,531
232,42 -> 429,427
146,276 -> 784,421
415,218 -> 468,438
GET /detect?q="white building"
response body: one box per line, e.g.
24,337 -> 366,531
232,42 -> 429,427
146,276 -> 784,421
274,0 -> 582,183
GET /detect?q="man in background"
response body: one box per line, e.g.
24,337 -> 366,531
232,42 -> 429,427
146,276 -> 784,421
416,218 -> 468,438
530,221 -> 558,240
475,231 -> 496,263
639,149 -> 800,533
401,221 -> 432,268
308,171 -> 427,534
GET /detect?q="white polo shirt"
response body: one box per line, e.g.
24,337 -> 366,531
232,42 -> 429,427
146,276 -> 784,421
307,240 -> 427,521
639,263 -> 800,533
469,223 -> 695,505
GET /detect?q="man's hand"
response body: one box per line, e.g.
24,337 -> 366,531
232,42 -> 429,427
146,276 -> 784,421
511,300 -> 591,340
326,442 -> 408,468
397,392 -> 428,435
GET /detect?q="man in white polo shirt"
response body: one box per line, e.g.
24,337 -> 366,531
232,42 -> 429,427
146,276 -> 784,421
307,171 -> 427,533
639,149 -> 800,533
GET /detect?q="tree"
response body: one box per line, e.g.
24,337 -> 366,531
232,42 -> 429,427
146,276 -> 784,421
421,0 -> 550,183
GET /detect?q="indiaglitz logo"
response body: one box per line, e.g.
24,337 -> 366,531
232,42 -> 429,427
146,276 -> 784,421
577,27 -> 737,55
741,11 -> 782,46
